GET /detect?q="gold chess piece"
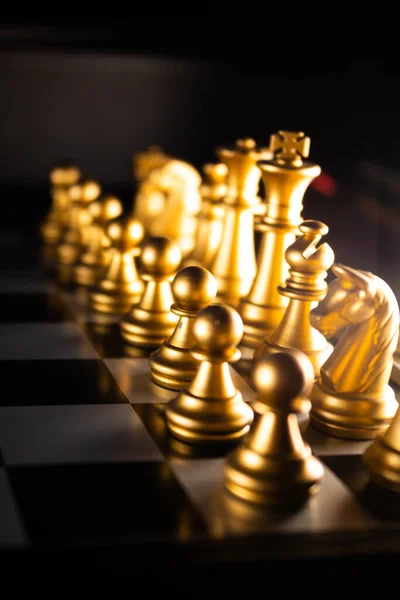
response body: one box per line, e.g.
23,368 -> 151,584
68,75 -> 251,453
254,221 -> 335,378
364,403 -> 400,493
133,158 -> 201,256
310,264 -> 400,439
149,266 -> 217,390
41,164 -> 81,245
224,349 -> 324,506
120,236 -> 182,347
164,303 -> 254,444
57,179 -> 102,266
132,145 -> 170,182
184,163 -> 227,268
90,217 -> 144,315
392,337 -> 400,385
210,138 -> 270,308
239,131 -> 321,349
74,195 -> 123,286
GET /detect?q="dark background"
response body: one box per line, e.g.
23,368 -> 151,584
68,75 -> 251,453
1,22 -> 400,226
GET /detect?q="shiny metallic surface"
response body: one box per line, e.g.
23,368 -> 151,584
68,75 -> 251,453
224,349 -> 324,506
149,266 -> 217,390
120,237 -> 181,347
254,220 -> 334,378
310,264 -> 399,439
90,216 -> 144,315
239,131 -> 321,349
165,303 -> 254,444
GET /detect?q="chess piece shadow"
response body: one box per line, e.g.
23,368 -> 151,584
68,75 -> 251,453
166,436 -> 239,460
41,244 -> 58,276
358,480 -> 400,521
123,344 -> 155,359
149,381 -> 179,402
73,285 -> 91,307
234,356 -> 253,381
209,487 -> 308,538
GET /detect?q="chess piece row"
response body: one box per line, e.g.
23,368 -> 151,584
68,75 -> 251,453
40,130 -> 400,504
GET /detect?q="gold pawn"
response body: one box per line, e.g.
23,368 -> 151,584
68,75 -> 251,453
90,217 -> 144,315
164,303 -> 254,445
209,138 -> 270,308
149,266 -> 217,390
364,403 -> 400,493
57,179 -> 102,266
184,163 -> 227,268
224,349 -> 324,506
120,236 -> 182,348
254,221 -> 334,379
74,195 -> 123,286
41,164 -> 81,245
239,131 -> 321,350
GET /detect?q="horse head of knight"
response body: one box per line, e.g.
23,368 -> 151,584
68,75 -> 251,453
310,264 -> 377,339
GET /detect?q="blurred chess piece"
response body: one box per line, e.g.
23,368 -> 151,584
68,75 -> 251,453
120,236 -> 182,347
57,179 -> 101,267
74,195 -> 123,286
132,145 -> 170,182
310,264 -> 399,439
254,221 -> 335,378
224,349 -> 324,506
133,157 -> 201,257
41,163 -> 81,245
184,163 -> 227,269
239,131 -> 321,350
149,266 -> 217,390
90,216 -> 144,315
364,402 -> 400,494
164,303 -> 254,444
391,337 -> 400,385
210,139 -> 270,307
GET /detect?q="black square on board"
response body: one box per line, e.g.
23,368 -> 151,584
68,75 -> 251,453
8,462 -> 207,545
0,293 -> 70,323
0,360 -> 129,406
82,323 -> 128,359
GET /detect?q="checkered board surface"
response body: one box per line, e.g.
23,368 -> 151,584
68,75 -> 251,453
1,244 -> 400,567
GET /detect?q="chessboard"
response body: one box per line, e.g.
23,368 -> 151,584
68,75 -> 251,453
1,233 -> 400,586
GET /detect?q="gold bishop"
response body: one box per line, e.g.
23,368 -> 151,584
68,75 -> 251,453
254,221 -> 335,379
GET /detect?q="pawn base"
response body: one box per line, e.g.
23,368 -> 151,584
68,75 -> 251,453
41,221 -> 62,245
310,381 -> 398,440
364,436 -> 400,494
57,242 -> 81,266
149,344 -> 198,391
165,390 -> 253,445
224,444 -> 324,506
90,287 -> 141,316
74,263 -> 101,287
120,310 -> 178,349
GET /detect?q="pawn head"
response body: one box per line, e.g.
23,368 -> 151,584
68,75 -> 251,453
172,266 -> 217,312
50,164 -> 81,187
69,179 -> 101,204
192,303 -> 243,358
203,162 -> 228,183
81,180 -> 101,203
140,236 -> 182,276
106,217 -> 144,251
89,195 -> 123,224
251,349 -> 314,413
